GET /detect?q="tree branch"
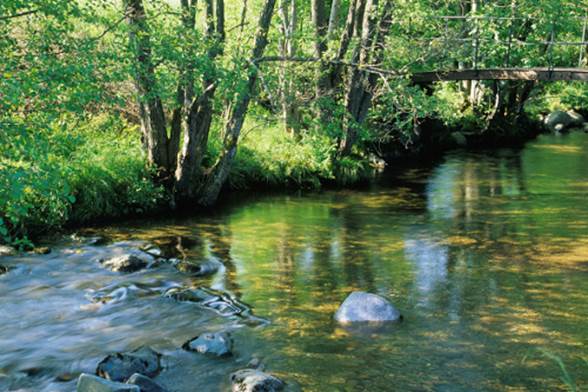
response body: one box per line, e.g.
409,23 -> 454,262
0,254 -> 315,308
0,9 -> 39,21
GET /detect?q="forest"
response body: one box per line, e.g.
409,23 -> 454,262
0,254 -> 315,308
1,0 -> 587,243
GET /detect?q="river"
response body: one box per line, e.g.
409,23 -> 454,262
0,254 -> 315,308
1,132 -> 587,391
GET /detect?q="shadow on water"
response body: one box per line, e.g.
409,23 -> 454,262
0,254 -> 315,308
1,133 -> 588,391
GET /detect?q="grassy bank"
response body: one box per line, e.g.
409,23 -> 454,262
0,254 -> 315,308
2,80 -> 586,246
0,115 -> 163,246
0,113 -> 371,246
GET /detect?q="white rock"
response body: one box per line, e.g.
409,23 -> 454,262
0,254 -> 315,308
334,291 -> 401,323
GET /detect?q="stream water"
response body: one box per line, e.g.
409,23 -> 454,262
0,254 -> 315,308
1,132 -> 588,391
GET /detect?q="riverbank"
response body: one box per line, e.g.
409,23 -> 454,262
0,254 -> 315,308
3,109 -> 587,247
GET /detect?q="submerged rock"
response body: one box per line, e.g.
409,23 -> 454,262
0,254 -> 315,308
175,259 -> 222,276
0,264 -> 8,275
182,332 -> 233,357
77,373 -> 139,392
96,347 -> 161,382
164,286 -> 269,326
100,254 -> 151,273
140,244 -> 162,257
126,373 -> 167,392
334,291 -> 401,323
544,110 -> 585,133
89,281 -> 179,304
230,369 -> 285,392
0,245 -> 16,256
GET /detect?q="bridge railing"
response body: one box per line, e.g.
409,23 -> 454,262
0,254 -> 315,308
401,12 -> 588,73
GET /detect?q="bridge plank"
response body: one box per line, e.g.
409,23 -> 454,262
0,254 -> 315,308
412,68 -> 588,83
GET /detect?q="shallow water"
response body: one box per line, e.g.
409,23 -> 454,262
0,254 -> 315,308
1,132 -> 588,391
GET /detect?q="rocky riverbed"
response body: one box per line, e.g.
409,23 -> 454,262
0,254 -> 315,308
0,237 -> 292,391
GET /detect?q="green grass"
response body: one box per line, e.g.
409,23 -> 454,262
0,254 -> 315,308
0,114 -> 164,246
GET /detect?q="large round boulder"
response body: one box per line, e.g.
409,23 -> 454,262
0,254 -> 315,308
230,369 -> 285,392
334,291 -> 401,323
544,110 -> 585,133
96,347 -> 161,382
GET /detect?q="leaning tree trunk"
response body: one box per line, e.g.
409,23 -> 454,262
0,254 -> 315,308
197,0 -> 277,206
339,0 -> 393,156
125,0 -> 171,176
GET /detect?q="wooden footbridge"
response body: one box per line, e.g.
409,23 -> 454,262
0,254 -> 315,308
412,68 -> 588,83
406,13 -> 588,84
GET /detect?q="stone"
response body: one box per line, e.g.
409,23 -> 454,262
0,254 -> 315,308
182,332 -> 233,357
0,264 -> 8,275
334,291 -> 402,323
164,287 -> 218,303
544,110 -> 585,133
140,244 -> 162,257
96,347 -> 161,382
175,259 -> 222,276
450,131 -> 467,147
100,254 -> 150,273
76,373 -> 139,392
32,246 -> 51,255
126,373 -> 167,392
0,245 -> 16,256
230,369 -> 285,392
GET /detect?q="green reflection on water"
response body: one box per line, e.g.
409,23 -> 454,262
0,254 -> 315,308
97,132 -> 588,391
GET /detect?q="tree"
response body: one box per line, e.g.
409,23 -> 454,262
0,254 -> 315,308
124,0 -> 277,206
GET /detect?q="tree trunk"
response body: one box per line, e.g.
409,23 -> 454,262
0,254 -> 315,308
339,0 -> 393,156
197,0 -> 277,206
312,0 -> 333,118
278,0 -> 298,134
174,0 -> 224,199
327,0 -> 340,37
124,0 -> 170,175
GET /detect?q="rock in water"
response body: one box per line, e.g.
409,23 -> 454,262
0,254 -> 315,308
0,265 -> 8,275
175,259 -> 221,276
0,245 -> 16,256
126,373 -> 167,392
77,373 -> 139,392
230,369 -> 285,392
544,110 -> 585,133
32,246 -> 51,254
100,254 -> 149,273
450,131 -> 467,147
334,291 -> 401,323
96,347 -> 161,382
182,332 -> 233,357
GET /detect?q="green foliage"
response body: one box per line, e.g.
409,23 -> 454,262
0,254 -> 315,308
527,82 -> 588,117
208,115 -> 338,190
0,115 -> 163,244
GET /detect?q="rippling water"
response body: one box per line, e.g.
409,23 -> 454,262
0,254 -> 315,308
1,132 -> 587,391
